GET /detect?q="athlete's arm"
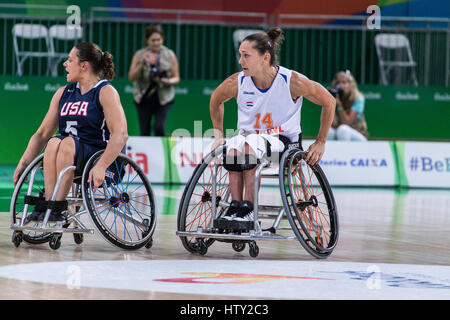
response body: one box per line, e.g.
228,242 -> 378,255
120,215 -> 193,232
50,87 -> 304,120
210,72 -> 239,150
88,85 -> 128,192
13,86 -> 64,185
290,71 -> 336,165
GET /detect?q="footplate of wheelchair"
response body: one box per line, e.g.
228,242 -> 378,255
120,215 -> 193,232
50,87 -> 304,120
213,219 -> 254,231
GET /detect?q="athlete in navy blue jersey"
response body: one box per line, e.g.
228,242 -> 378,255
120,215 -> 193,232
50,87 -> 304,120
58,80 -> 112,148
14,42 -> 128,222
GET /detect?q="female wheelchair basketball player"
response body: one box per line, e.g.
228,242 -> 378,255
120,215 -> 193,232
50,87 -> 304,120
11,43 -> 156,250
176,28 -> 339,258
13,42 -> 127,222
210,28 -> 336,226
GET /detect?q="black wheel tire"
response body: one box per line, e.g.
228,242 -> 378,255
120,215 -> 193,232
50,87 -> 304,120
73,233 -> 84,245
232,241 -> 246,252
12,231 -> 23,248
49,234 -> 62,250
249,241 -> 259,258
145,237 -> 153,249
197,239 -> 208,255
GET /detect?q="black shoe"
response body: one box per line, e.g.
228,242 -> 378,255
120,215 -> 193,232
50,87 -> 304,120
234,200 -> 255,222
220,200 -> 241,220
46,212 -> 66,222
24,210 -> 45,224
24,198 -> 48,224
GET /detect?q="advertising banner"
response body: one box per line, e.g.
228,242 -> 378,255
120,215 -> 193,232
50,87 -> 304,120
169,137 -> 215,184
167,137 -> 398,187
397,141 -> 450,188
125,136 -> 168,183
303,140 -> 398,186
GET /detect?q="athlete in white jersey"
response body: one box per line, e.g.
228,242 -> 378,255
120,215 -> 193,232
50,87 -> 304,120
210,28 -> 335,223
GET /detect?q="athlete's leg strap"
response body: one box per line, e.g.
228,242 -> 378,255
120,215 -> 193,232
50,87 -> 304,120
223,154 -> 258,172
47,200 -> 68,213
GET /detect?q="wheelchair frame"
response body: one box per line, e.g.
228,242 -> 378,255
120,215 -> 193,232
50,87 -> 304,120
11,150 -> 157,251
176,145 -> 339,258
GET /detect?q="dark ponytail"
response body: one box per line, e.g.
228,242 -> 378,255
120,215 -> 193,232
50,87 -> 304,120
74,42 -> 115,80
243,27 -> 284,66
101,51 -> 114,81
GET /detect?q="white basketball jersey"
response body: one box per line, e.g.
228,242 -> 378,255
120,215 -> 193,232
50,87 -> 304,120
236,65 -> 303,142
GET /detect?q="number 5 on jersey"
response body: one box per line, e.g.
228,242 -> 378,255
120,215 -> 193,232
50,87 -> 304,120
253,112 -> 273,129
65,121 -> 78,136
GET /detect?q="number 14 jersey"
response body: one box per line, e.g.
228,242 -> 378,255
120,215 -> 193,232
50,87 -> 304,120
236,65 -> 303,142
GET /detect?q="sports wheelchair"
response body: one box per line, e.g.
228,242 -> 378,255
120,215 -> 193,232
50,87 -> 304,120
176,143 -> 339,259
10,149 -> 156,250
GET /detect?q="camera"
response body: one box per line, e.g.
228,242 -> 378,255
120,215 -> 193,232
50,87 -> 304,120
327,85 -> 344,100
150,65 -> 167,80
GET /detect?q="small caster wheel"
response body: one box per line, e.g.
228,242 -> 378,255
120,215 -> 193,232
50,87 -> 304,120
249,241 -> 259,258
232,241 -> 245,252
12,231 -> 23,248
197,238 -> 208,255
49,234 -> 62,250
73,233 -> 83,245
145,237 -> 153,249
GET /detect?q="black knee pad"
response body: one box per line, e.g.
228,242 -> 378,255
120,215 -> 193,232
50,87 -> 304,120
223,154 -> 258,172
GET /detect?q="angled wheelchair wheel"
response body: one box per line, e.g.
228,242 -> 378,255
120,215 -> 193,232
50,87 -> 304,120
177,147 -> 230,253
10,154 -> 52,244
280,149 -> 339,259
81,150 -> 156,250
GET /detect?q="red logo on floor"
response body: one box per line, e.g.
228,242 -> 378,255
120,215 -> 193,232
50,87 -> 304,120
155,272 -> 333,284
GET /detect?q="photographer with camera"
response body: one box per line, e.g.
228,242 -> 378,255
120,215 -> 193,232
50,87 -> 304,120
128,24 -> 180,136
327,70 -> 368,141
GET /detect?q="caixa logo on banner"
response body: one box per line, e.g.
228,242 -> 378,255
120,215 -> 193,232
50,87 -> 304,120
408,156 -> 450,172
316,158 -> 388,167
350,158 -> 388,167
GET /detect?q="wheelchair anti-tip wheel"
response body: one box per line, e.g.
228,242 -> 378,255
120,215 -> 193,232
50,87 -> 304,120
177,148 -> 230,254
280,149 -> 339,259
10,154 -> 53,245
81,150 -> 156,250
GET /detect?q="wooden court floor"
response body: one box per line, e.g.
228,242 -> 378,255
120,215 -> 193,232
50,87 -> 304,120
0,186 -> 449,300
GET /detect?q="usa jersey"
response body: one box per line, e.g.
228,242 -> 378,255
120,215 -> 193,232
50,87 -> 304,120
236,65 -> 303,142
58,80 -> 111,148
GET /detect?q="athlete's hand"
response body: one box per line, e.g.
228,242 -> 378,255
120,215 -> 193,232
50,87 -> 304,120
88,164 -> 106,193
13,164 -> 26,186
211,137 -> 225,152
306,140 -> 325,166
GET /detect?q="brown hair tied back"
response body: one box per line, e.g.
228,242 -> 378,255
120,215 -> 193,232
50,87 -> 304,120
75,42 -> 115,80
243,27 -> 284,66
